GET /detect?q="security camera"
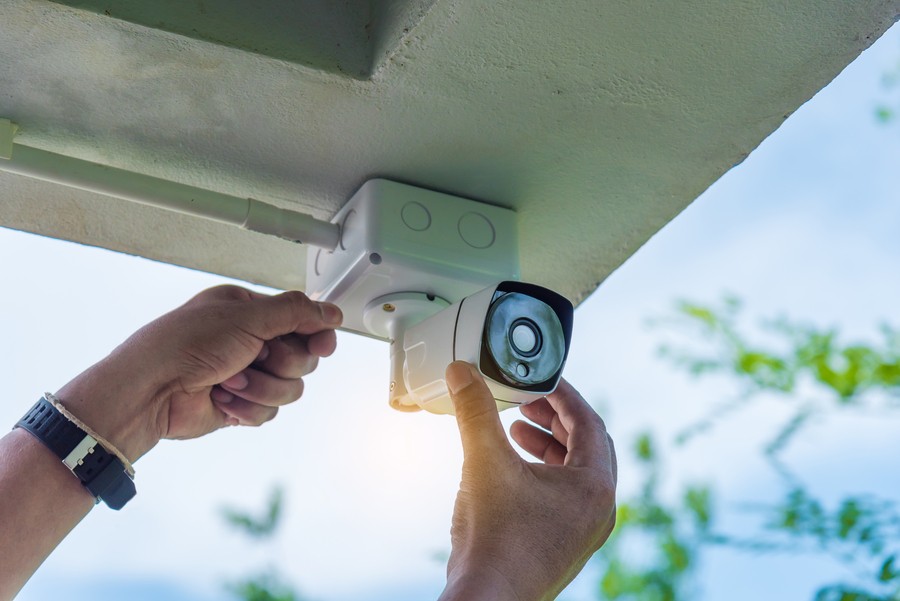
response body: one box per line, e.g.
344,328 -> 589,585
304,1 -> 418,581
390,281 -> 574,415
307,179 -> 574,415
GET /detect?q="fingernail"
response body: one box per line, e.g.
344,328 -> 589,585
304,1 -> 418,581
211,387 -> 234,404
446,362 -> 474,394
222,372 -> 249,391
255,344 -> 270,362
320,303 -> 343,325
226,417 -> 240,427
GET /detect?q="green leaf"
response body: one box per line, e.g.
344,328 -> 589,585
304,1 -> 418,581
636,433 -> 655,462
874,361 -> 900,387
837,499 -> 862,539
813,585 -> 885,601
222,488 -> 284,539
229,575 -> 303,601
639,505 -> 675,527
735,350 -> 793,391
684,487 -> 712,529
680,304 -> 718,327
616,503 -> 635,526
661,535 -> 691,572
600,560 -> 642,599
879,555 -> 898,582
875,106 -> 894,123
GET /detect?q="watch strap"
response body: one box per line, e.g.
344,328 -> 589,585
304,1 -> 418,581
16,397 -> 136,510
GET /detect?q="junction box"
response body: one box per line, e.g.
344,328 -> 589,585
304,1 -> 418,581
305,179 -> 520,339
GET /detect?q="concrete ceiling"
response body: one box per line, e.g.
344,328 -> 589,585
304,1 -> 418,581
1,0 -> 898,303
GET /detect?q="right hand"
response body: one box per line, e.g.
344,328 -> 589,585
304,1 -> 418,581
439,361 -> 617,601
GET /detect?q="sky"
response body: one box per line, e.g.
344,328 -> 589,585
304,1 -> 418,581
1,21 -> 899,601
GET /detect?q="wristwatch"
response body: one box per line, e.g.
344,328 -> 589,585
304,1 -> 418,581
15,397 -> 136,510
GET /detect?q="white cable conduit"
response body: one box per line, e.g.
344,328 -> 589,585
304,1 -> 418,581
0,119 -> 340,251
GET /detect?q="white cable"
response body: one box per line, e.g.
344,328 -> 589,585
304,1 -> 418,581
0,119 -> 340,250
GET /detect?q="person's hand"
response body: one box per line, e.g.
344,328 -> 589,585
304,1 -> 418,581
439,361 -> 617,601
55,285 -> 342,462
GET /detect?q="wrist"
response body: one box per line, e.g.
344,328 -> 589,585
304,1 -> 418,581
54,354 -> 167,462
440,564 -> 521,601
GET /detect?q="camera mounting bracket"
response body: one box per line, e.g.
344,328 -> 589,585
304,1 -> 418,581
362,292 -> 450,411
306,179 -> 520,339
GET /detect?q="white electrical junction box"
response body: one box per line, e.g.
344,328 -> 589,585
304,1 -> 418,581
306,179 -> 520,339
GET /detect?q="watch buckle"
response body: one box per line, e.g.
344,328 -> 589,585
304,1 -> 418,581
62,434 -> 98,470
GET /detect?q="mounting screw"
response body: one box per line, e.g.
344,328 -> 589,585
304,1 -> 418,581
390,381 -> 396,391
382,303 -> 396,312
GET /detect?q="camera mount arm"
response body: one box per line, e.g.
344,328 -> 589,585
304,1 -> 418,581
363,292 -> 450,411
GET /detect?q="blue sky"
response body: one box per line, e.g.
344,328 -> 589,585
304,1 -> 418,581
2,22 -> 899,601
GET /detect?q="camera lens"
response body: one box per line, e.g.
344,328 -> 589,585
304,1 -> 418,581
484,292 -> 566,386
510,319 -> 541,357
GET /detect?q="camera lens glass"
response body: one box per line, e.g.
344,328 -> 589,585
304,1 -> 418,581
510,318 -> 541,357
484,292 -> 566,386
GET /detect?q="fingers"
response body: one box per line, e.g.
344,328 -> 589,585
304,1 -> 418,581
510,420 -> 567,465
446,361 -> 513,460
218,367 -> 304,407
256,335 -> 320,379
307,329 -> 338,357
238,289 -> 343,340
211,391 -> 279,427
274,291 -> 343,335
544,379 -> 612,469
520,397 -> 569,448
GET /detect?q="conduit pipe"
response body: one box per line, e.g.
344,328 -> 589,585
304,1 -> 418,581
0,119 -> 340,250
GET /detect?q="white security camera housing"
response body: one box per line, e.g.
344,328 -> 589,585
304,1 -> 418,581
398,281 -> 573,414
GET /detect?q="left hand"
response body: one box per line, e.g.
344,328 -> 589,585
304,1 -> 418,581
55,285 -> 342,462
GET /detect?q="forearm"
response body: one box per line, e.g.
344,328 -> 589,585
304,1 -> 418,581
0,286 -> 340,600
0,428 -> 95,601
0,358 -> 163,600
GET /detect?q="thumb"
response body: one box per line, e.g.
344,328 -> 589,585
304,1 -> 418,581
446,361 -> 511,459
242,290 -> 343,339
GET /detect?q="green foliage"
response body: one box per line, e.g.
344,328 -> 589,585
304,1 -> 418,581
222,487 -> 284,539
659,300 -> 900,463
763,488 -> 900,556
875,53 -> 900,124
751,491 -> 900,600
222,488 -> 309,601
228,574 -> 304,601
684,488 -> 711,530
663,299 -> 900,402
814,585 -> 895,601
596,300 -> 900,601
880,556 -> 899,583
635,433 -> 655,462
597,433 -> 712,601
